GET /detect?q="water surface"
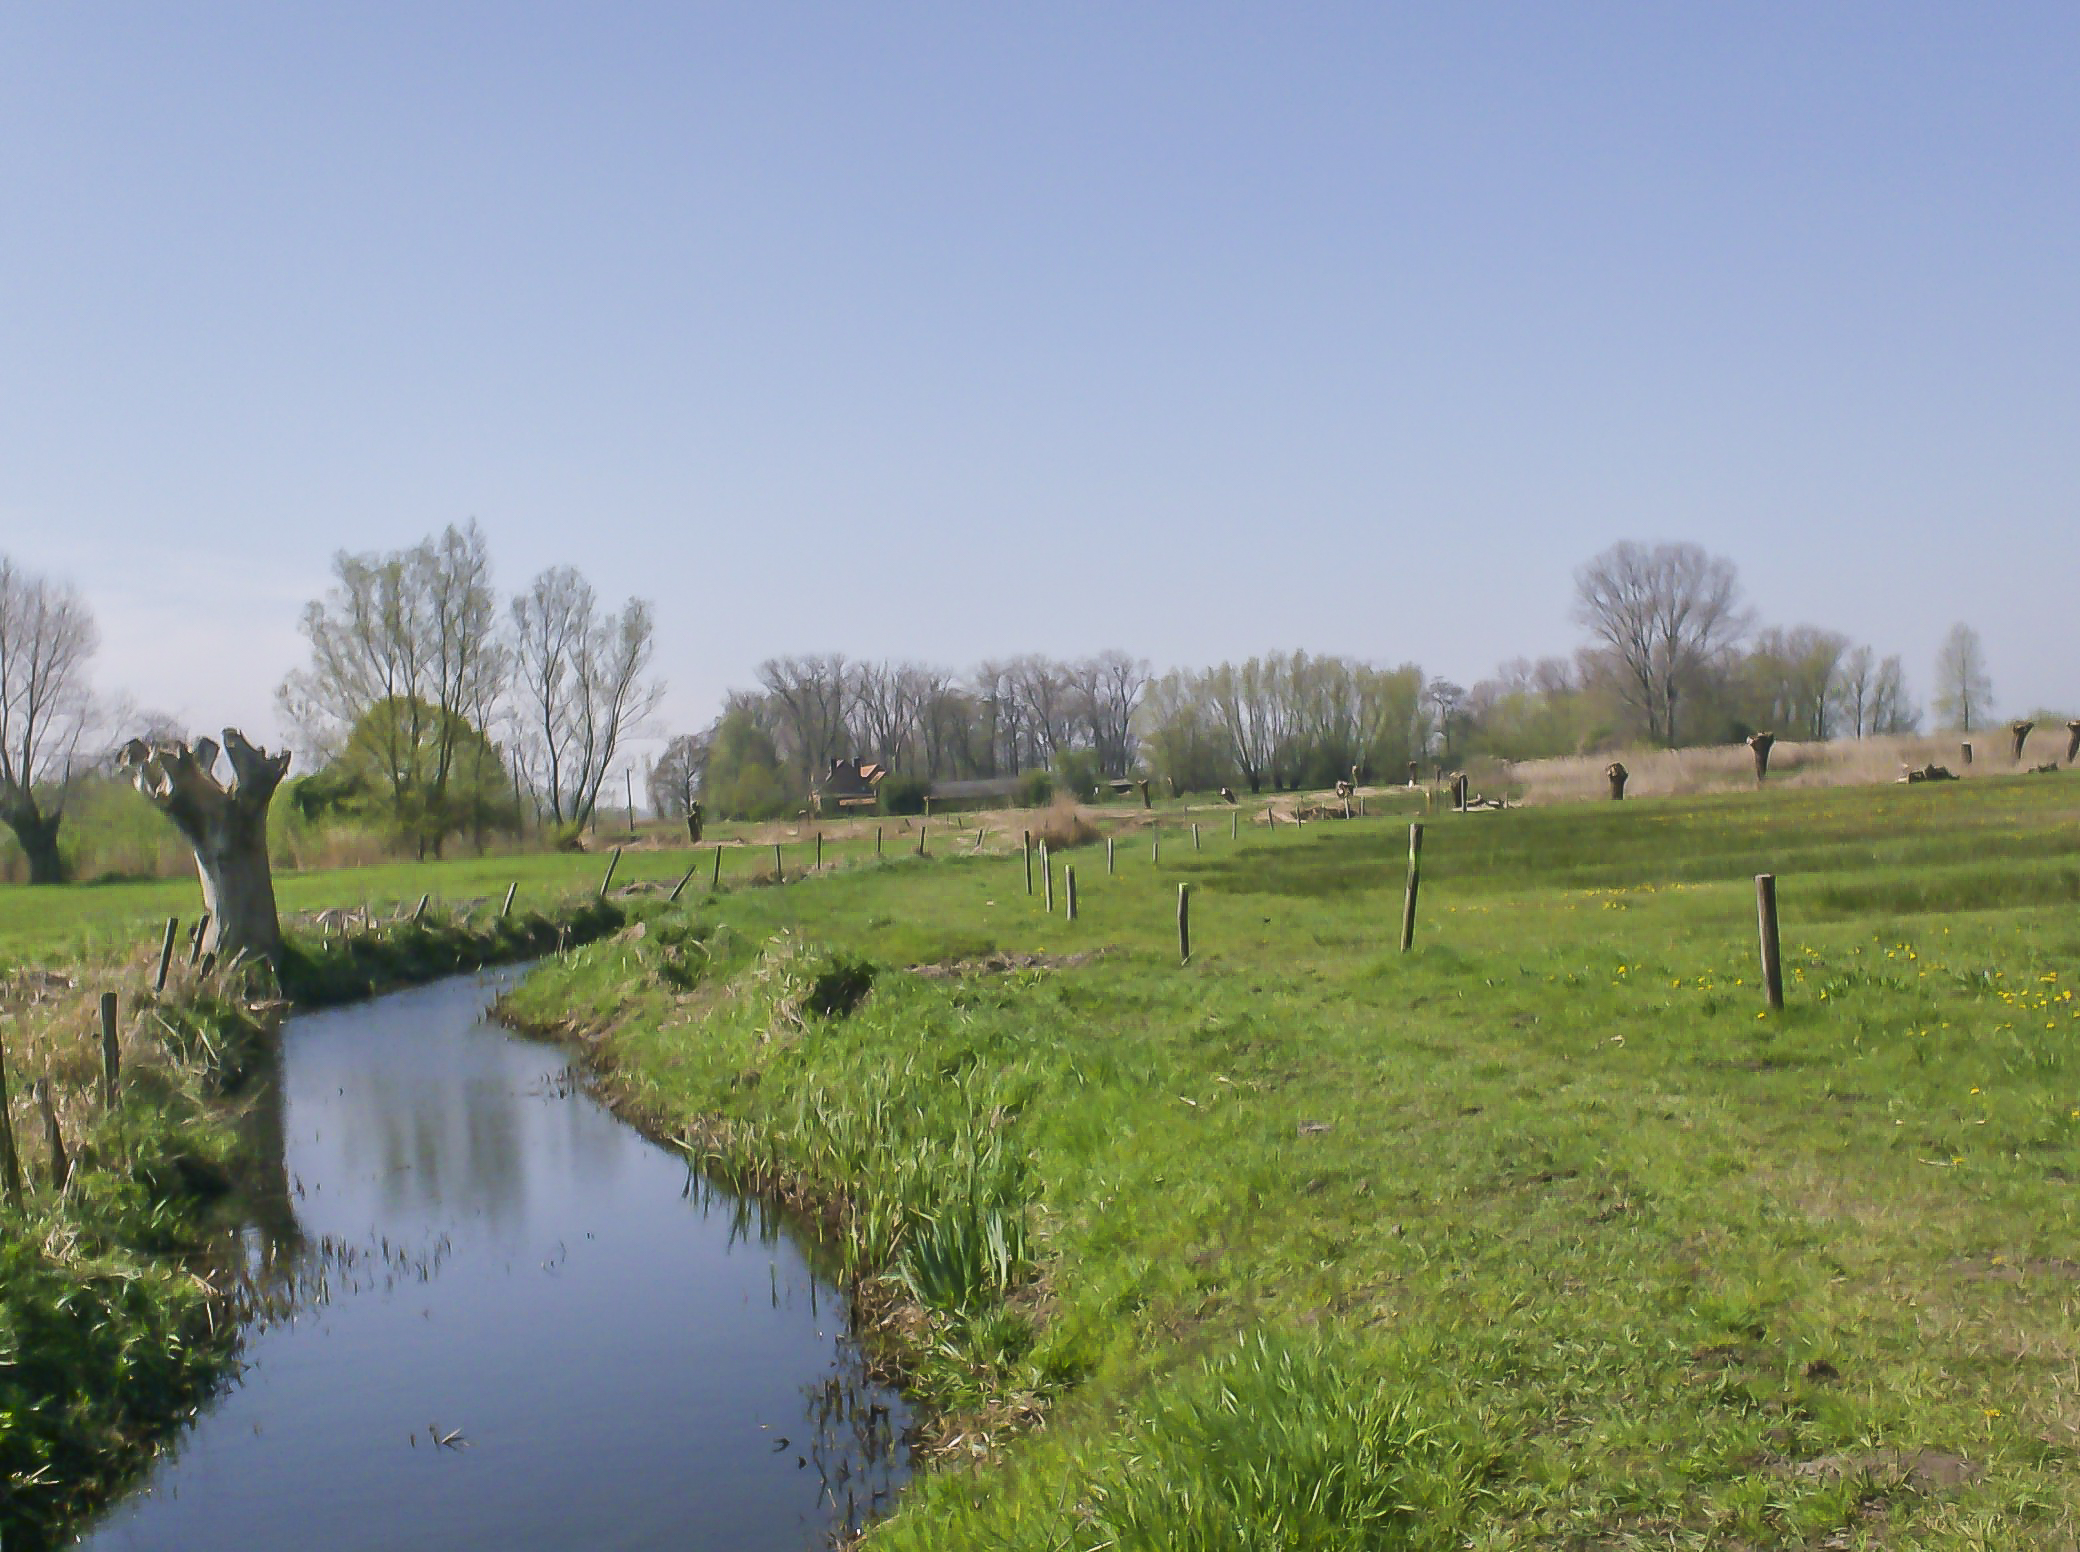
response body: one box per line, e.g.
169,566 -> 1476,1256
82,970 -> 907,1551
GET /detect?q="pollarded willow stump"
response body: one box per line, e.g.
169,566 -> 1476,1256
2067,721 -> 2080,765
2011,720 -> 2035,763
1748,731 -> 1776,785
1606,762 -> 1628,801
120,730 -> 291,962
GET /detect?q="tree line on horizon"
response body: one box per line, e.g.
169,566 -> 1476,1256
0,534 -> 2040,880
658,542 -> 2001,821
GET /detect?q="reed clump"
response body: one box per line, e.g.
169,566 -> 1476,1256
1029,798 -> 1098,852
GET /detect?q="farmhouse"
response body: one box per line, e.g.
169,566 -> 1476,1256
812,756 -> 888,814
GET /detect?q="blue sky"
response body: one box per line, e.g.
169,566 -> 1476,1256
3,4 -> 2075,755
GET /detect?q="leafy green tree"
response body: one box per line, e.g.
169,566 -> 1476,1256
700,708 -> 793,819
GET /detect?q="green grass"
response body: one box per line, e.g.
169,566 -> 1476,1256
500,773 -> 2080,1548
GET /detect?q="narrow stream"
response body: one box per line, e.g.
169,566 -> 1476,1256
80,969 -> 909,1551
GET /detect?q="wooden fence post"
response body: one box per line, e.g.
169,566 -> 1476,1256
816,832 -> 823,870
1756,874 -> 1785,1011
1106,836 -> 1115,875
1177,883 -> 1192,965
773,842 -> 784,882
154,917 -> 179,993
0,1030 -> 20,1212
501,881 -> 519,918
668,862 -> 698,904
99,992 -> 121,1111
1024,831 -> 1034,895
1230,810 -> 1238,841
1065,866 -> 1078,922
1192,822 -> 1200,852
413,893 -> 430,921
918,822 -> 928,857
710,845 -> 724,891
189,914 -> 211,966
597,847 -> 622,900
1042,842 -> 1054,912
876,825 -> 884,857
1400,822 -> 1424,953
33,1077 -> 67,1190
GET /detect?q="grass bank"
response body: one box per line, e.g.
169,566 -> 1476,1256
506,773 -> 2080,1548
0,894 -> 625,1548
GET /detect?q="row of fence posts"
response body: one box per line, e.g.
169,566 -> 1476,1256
0,797 -> 1798,1213
0,989 -> 125,1211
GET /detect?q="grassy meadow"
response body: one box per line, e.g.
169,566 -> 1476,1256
491,774 -> 2080,1549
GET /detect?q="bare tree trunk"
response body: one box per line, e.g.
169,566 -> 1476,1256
121,730 -> 291,961
1747,731 -> 1775,785
0,797 -> 64,884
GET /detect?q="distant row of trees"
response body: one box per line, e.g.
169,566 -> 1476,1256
663,543 -> 1988,821
0,532 -> 2047,878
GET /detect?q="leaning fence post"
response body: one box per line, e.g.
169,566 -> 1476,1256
99,992 -> 121,1110
189,913 -> 211,966
597,847 -> 622,900
1400,822 -> 1424,953
0,1028 -> 22,1210
1065,865 -> 1078,922
154,917 -> 179,993
0,1054 -> 20,1212
501,881 -> 519,918
918,822 -> 928,857
712,845 -> 724,890
1756,874 -> 1785,1011
668,862 -> 697,904
1177,882 -> 1192,965
413,893 -> 431,921
1042,842 -> 1054,912
33,1076 -> 67,1190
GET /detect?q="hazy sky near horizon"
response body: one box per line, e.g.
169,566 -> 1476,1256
4,4 -> 2076,762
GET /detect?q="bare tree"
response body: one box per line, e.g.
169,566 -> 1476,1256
1932,623 -> 1993,733
757,654 -> 852,790
1575,541 -> 1749,746
279,522 -> 502,856
849,661 -> 923,770
0,556 -> 96,883
647,732 -> 709,820
1073,651 -> 1148,778
1838,644 -> 1877,737
1868,655 -> 1918,734
511,567 -> 662,827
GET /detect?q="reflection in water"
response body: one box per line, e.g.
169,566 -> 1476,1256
81,970 -> 908,1552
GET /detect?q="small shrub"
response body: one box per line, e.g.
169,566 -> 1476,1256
1052,748 -> 1101,802
1016,769 -> 1055,808
880,774 -> 929,815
